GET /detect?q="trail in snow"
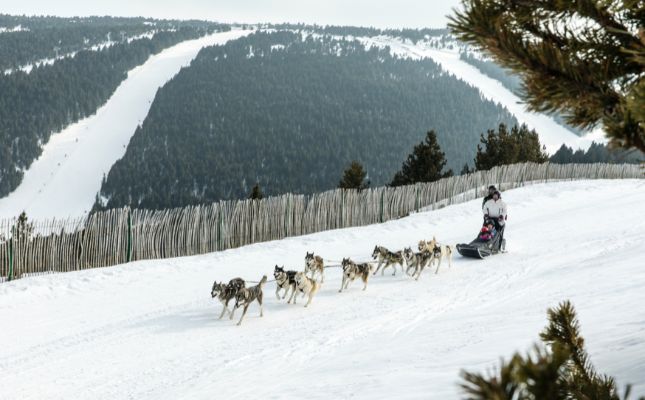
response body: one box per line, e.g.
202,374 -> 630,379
360,37 -> 601,153
0,180 -> 643,400
0,29 -> 251,220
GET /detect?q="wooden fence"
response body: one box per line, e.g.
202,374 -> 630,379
0,162 -> 642,282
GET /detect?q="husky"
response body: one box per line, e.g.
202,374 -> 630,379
231,276 -> 267,326
419,237 -> 453,274
371,245 -> 405,276
304,252 -> 325,283
294,271 -> 320,307
211,277 -> 245,319
402,247 -> 434,281
274,265 -> 297,301
339,258 -> 372,292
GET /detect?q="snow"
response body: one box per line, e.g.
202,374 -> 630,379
3,30 -> 179,75
0,29 -> 252,220
360,36 -> 603,153
1,180 -> 643,399
0,24 -> 29,33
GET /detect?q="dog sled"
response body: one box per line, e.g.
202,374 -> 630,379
456,224 -> 506,259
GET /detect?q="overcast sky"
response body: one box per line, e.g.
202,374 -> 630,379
3,0 -> 462,29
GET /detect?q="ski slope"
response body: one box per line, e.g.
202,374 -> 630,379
1,180 -> 643,399
361,36 -> 601,153
0,29 -> 251,220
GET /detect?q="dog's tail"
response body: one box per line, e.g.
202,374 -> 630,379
258,275 -> 268,287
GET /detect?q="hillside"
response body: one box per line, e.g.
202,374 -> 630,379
0,15 -> 229,197
95,30 -> 519,210
0,30 -> 250,220
1,180 -> 643,399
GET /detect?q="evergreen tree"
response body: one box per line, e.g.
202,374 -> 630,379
460,300 -> 642,400
338,161 -> 369,190
474,124 -> 549,171
460,163 -> 473,175
249,183 -> 263,200
390,130 -> 453,186
449,0 -> 645,152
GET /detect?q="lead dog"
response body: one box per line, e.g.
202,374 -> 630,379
419,237 -> 453,274
211,277 -> 245,319
294,271 -> 320,307
402,247 -> 434,281
231,276 -> 267,326
339,258 -> 372,292
372,245 -> 405,276
274,265 -> 297,301
304,252 -> 325,283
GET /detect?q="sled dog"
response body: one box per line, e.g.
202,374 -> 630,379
294,271 -> 320,307
419,237 -> 453,274
274,265 -> 297,301
371,245 -> 405,276
211,277 -> 245,319
402,247 -> 434,280
339,258 -> 372,292
232,276 -> 267,326
304,252 -> 325,283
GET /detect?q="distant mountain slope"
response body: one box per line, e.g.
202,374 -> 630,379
0,30 -> 249,220
0,16 -> 229,197
95,30 -> 518,210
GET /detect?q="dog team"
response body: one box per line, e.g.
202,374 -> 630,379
211,237 -> 452,325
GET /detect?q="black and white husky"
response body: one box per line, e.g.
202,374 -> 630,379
294,271 -> 320,307
339,258 -> 372,292
211,277 -> 245,319
304,252 -> 325,283
232,276 -> 267,326
402,247 -> 434,281
273,265 -> 297,301
371,245 -> 405,276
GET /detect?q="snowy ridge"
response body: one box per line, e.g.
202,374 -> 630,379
0,29 -> 252,220
3,29 -> 175,75
0,180 -> 643,399
358,36 -> 602,153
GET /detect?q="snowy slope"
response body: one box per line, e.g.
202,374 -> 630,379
1,180 -> 643,400
360,36 -> 601,153
0,29 -> 251,220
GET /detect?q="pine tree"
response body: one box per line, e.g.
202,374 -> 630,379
390,130 -> 453,186
460,163 -> 473,175
338,161 -> 370,190
449,0 -> 645,152
249,183 -> 263,200
460,300 -> 642,400
474,123 -> 549,171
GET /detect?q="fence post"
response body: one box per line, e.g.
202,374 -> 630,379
379,190 -> 385,223
126,208 -> 132,263
8,235 -> 13,281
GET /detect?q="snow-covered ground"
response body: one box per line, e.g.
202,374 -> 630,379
361,36 -> 601,153
0,29 -> 251,220
1,180 -> 643,399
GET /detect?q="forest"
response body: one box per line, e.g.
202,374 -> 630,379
0,15 -> 229,196
95,30 -> 518,210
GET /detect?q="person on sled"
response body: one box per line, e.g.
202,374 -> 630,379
481,185 -> 497,209
478,219 -> 497,241
483,190 -> 507,235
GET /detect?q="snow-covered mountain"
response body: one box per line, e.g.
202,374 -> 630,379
0,29 -> 251,220
1,179 -> 643,399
